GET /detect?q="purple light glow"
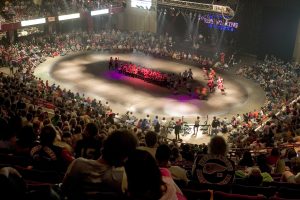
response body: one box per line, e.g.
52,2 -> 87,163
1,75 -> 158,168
103,71 -> 125,80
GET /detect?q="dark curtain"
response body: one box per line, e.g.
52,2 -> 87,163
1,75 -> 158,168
258,4 -> 300,60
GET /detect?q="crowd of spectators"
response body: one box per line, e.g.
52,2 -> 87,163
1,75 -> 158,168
0,30 -> 214,70
226,56 -> 300,150
0,0 -> 119,22
0,29 -> 299,199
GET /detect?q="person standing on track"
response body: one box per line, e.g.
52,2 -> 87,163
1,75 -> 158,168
193,116 -> 200,136
174,119 -> 182,141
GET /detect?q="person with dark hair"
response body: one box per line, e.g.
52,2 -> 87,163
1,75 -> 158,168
125,149 -> 164,200
174,119 -> 182,141
62,129 -> 138,200
156,144 -> 189,187
256,154 -> 272,174
238,151 -> 254,168
193,116 -> 200,136
0,167 -> 26,200
0,117 -> 15,153
72,125 -> 82,147
15,125 -> 36,155
192,136 -> 235,185
74,122 -> 101,159
211,116 -> 220,136
125,148 -> 186,200
236,154 -> 274,183
138,131 -> 157,158
109,57 -> 113,70
266,147 -> 280,166
30,125 -> 74,171
55,131 -> 73,154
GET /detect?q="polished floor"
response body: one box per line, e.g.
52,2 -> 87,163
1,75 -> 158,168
34,52 -> 266,144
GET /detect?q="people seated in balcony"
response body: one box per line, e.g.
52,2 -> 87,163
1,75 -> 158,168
281,167 -> 300,184
125,149 -> 165,200
62,129 -> 138,200
138,131 -> 158,158
238,151 -> 254,168
0,167 -> 26,200
156,144 -> 189,188
0,117 -> 15,153
15,125 -> 36,156
266,148 -> 281,166
125,148 -> 186,200
74,122 -> 102,160
243,167 -> 264,186
192,136 -> 235,185
30,124 -> 74,172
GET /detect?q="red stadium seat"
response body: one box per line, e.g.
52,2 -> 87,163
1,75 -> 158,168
213,191 -> 267,200
232,184 -> 276,198
182,189 -> 211,200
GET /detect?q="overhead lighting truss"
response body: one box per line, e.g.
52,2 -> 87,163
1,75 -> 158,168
157,0 -> 235,17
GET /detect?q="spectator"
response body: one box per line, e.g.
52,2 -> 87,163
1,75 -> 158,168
192,136 -> 235,185
15,125 -> 36,155
0,117 -> 15,153
281,170 -> 300,184
0,167 -> 26,200
156,144 -> 189,188
74,122 -> 101,159
62,129 -> 138,200
238,151 -> 254,168
256,154 -> 273,179
30,125 -> 74,171
125,149 -> 164,200
244,167 -> 264,186
55,131 -> 73,154
138,131 -> 158,158
266,147 -> 280,166
125,148 -> 186,200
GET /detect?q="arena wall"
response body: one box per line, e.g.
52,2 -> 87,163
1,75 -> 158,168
113,3 -> 157,33
293,20 -> 300,63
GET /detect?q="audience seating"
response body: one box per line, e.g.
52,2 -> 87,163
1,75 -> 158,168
214,191 -> 267,200
83,192 -> 126,200
262,181 -> 300,190
271,174 -> 282,181
182,189 -> 211,200
269,197 -> 300,200
26,183 -> 60,200
188,181 -> 232,193
174,179 -> 188,188
14,166 -> 64,184
277,187 -> 300,199
0,153 -> 31,167
232,184 -> 277,198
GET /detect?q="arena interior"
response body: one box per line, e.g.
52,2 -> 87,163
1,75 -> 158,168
0,0 -> 300,199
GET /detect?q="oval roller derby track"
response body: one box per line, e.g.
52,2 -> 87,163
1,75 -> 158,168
34,52 -> 266,144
